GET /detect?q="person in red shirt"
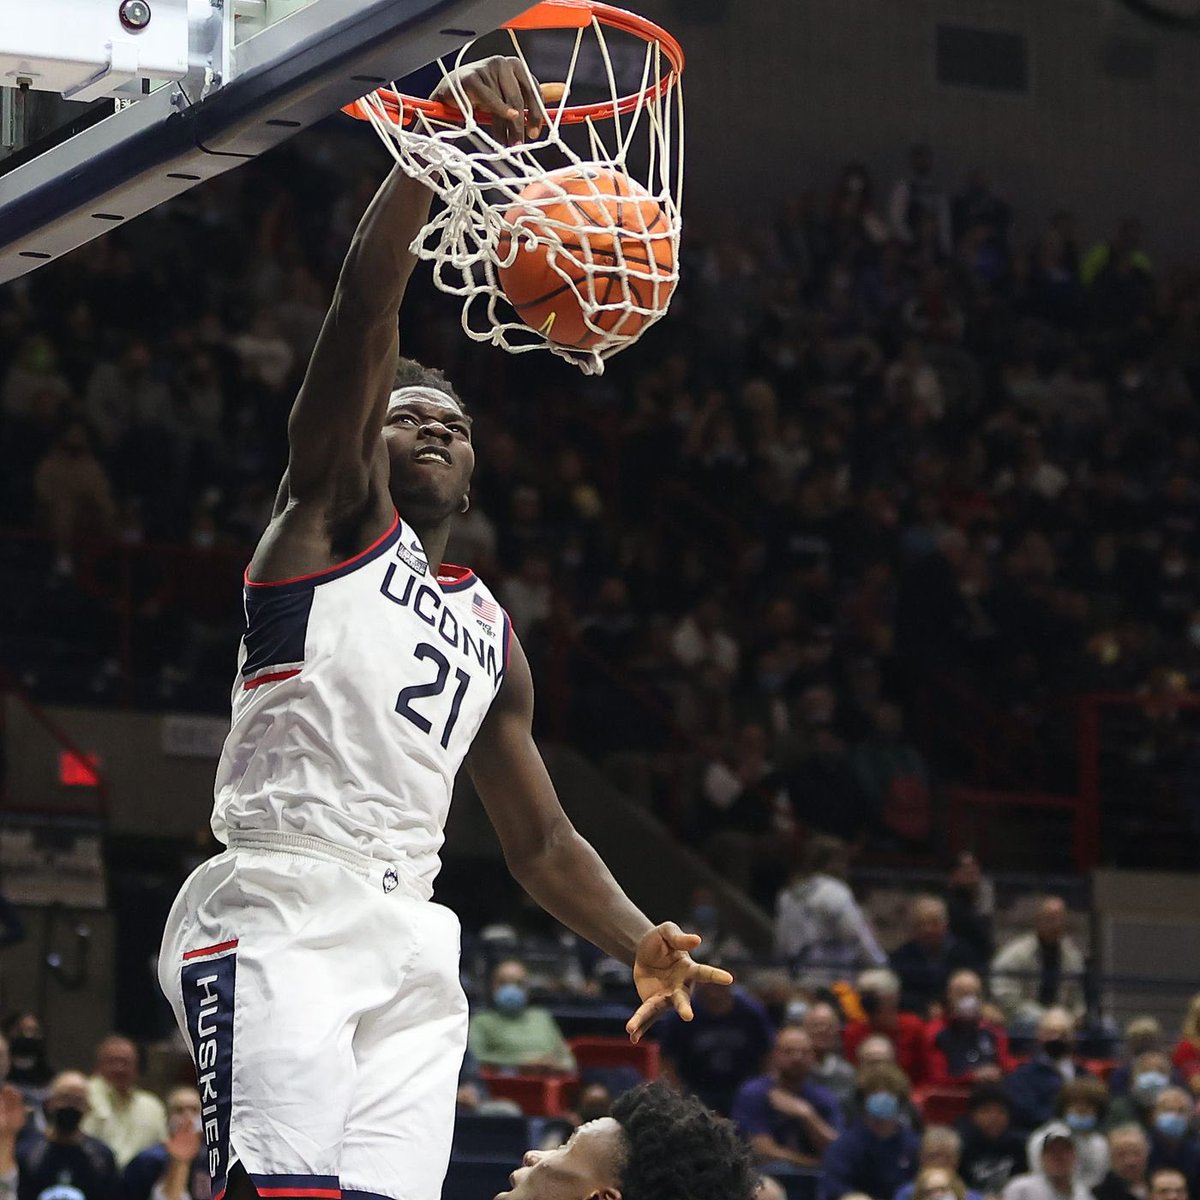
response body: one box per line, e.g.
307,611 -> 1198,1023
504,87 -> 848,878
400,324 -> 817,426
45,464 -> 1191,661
845,968 -> 929,1085
1170,994 -> 1200,1093
924,969 -> 1014,1085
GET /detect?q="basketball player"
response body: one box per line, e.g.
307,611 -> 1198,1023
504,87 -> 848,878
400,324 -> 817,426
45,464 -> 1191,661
498,1082 -> 755,1200
158,55 -> 734,1200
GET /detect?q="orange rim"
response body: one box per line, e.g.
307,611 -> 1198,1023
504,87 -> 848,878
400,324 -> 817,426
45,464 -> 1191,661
342,0 -> 683,127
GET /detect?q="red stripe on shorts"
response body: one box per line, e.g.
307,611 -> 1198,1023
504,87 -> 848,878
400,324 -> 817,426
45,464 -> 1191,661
257,1191 -> 341,1198
182,938 -> 240,961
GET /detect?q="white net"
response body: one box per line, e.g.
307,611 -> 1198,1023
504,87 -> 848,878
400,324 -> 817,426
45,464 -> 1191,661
352,3 -> 684,375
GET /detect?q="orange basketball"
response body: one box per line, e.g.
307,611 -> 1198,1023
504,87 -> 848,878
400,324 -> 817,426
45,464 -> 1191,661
497,166 -> 676,351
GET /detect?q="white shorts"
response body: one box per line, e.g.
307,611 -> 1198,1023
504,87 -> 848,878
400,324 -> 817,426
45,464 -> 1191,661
157,831 -> 468,1200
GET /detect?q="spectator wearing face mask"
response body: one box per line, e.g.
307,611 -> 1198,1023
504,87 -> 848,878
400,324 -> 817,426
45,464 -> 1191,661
14,1071 -> 119,1200
821,1064 -> 920,1200
1002,1125 -> 1091,1200
120,1087 -> 209,1200
848,1037 -> 925,1132
957,1084 -> 1028,1199
845,970 -> 929,1085
732,1026 -> 843,1168
467,959 -> 576,1074
1006,1009 -> 1092,1134
1094,1124 -> 1152,1200
1108,1054 -> 1175,1133
1028,1080 -> 1110,1190
1112,1021 -> 1168,1100
925,971 -> 1014,1086
1147,1089 -> 1200,1196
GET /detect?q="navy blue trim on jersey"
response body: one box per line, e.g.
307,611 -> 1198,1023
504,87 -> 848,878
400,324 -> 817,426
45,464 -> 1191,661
250,1173 -> 341,1198
342,1190 -> 397,1200
437,564 -> 477,593
241,585 -> 314,679
501,609 -> 513,673
244,512 -> 403,595
182,950 -> 237,1200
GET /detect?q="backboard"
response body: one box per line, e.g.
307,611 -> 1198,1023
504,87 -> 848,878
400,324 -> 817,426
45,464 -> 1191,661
0,0 -> 533,285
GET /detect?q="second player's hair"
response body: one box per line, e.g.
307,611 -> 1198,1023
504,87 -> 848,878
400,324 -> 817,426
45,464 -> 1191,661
611,1082 -> 756,1200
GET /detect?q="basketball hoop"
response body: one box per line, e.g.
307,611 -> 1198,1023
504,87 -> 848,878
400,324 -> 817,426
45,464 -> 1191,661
343,0 -> 685,375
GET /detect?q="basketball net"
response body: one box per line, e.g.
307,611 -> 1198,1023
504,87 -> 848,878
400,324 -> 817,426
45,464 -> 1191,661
348,2 -> 684,375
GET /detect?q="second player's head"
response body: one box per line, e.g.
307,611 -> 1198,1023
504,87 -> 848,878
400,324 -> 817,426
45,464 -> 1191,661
382,359 -> 474,531
497,1081 -> 755,1200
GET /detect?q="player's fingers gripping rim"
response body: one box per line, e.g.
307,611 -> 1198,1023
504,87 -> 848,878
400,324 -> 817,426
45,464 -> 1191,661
506,59 -> 545,139
500,64 -> 530,145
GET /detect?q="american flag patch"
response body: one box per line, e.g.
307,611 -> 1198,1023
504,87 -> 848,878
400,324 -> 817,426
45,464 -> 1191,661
472,594 -> 497,622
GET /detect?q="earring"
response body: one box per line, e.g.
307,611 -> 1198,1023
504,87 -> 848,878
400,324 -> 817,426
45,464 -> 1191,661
460,495 -> 470,514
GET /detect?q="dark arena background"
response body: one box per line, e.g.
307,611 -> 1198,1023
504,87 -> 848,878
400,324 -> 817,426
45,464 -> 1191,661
5,1 -> 1200,1199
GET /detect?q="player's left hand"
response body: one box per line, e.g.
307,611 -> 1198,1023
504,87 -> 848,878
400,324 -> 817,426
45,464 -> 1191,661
432,55 -> 563,147
626,921 -> 734,1044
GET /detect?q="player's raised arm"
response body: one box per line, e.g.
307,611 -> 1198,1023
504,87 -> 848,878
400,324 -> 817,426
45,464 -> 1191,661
466,633 -> 733,1044
283,167 -> 434,508
285,57 -> 546,510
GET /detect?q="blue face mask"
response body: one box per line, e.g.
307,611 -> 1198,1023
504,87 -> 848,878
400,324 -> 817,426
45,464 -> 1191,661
1135,1072 -> 1170,1101
864,1091 -> 900,1122
1065,1113 -> 1097,1133
493,983 -> 527,1013
1155,1112 -> 1189,1140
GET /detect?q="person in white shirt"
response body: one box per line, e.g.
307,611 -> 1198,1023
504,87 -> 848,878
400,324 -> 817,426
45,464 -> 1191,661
773,836 -> 886,981
80,1036 -> 166,1170
1003,1125 -> 1092,1200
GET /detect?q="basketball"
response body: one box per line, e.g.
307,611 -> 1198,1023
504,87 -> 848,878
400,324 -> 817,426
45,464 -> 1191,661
496,166 -> 676,351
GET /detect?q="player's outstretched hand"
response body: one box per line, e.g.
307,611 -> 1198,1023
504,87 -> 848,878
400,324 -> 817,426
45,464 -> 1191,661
626,921 -> 734,1044
432,55 -> 565,147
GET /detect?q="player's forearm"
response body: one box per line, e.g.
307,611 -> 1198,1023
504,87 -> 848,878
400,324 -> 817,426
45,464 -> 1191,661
512,828 -> 654,965
337,167 -> 434,321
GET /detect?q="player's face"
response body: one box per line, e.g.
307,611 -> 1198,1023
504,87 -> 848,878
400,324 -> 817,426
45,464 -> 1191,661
382,399 -> 475,524
495,1119 -> 625,1200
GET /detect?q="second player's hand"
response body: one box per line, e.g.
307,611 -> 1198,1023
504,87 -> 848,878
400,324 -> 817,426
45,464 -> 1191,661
626,921 -> 733,1043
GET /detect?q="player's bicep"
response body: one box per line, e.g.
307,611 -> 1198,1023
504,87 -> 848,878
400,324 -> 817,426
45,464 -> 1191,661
466,635 -> 573,869
285,288 -> 397,503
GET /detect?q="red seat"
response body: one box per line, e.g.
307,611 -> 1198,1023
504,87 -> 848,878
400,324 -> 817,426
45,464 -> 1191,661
478,1070 -> 575,1116
1084,1058 -> 1118,1081
568,1036 -> 661,1080
913,1085 -> 971,1124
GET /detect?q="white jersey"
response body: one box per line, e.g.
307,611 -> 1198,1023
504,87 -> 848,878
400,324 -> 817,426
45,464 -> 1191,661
211,510 -> 510,899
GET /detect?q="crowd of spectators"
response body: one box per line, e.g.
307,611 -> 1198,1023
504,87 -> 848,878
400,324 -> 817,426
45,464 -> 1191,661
5,128 -> 1200,871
